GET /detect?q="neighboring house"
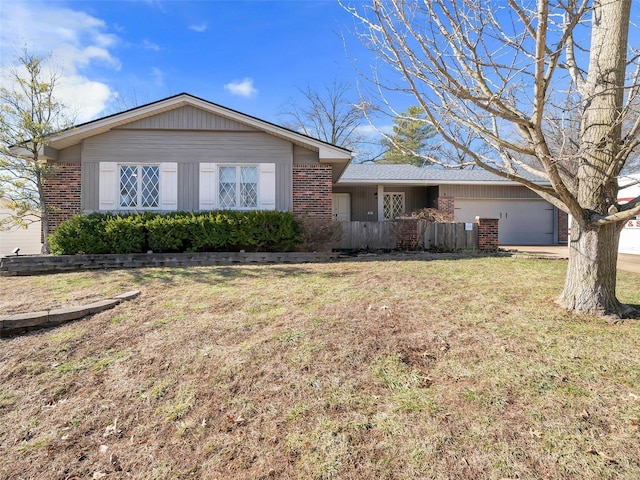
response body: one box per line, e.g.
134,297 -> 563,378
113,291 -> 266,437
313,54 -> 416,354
0,198 -> 42,256
36,93 -> 352,234
618,174 -> 640,255
335,164 -> 568,245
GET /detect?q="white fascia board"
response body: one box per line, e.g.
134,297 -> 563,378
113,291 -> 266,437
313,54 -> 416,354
7,144 -> 58,161
429,180 -> 547,186
318,146 -> 351,162
337,179 -> 549,187
337,180 -> 429,187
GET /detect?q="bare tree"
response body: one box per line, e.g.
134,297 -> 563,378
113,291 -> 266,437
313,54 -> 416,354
0,51 -> 73,253
280,80 -> 372,156
347,0 -> 640,317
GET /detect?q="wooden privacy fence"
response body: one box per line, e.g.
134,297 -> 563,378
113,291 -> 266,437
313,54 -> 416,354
336,221 -> 397,250
419,221 -> 478,251
335,220 -> 479,251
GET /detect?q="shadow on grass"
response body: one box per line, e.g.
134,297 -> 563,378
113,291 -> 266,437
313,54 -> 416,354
118,263 -> 363,286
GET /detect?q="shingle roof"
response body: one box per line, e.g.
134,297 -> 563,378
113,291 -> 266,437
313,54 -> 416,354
339,163 -> 548,184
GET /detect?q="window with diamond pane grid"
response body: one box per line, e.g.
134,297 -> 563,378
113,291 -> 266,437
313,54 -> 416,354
383,193 -> 405,219
119,165 -> 160,209
119,165 -> 138,208
219,167 -> 237,208
218,166 -> 258,209
240,166 -> 258,208
141,166 -> 159,207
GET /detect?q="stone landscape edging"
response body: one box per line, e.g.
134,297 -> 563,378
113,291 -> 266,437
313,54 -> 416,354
0,290 -> 140,338
0,251 -> 339,276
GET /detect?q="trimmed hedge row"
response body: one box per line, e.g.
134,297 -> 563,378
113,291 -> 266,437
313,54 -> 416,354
49,211 -> 301,255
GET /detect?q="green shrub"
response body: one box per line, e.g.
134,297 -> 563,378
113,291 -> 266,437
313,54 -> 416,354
147,213 -> 191,252
50,210 -> 302,255
103,213 -> 149,254
49,213 -> 109,255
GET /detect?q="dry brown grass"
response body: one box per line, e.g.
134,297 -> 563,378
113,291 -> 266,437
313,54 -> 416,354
1,256 -> 639,479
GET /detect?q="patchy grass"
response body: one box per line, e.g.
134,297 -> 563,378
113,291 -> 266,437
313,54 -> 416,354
1,256 -> 639,479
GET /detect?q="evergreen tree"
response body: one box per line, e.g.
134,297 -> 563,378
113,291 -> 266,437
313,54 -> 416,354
379,105 -> 435,166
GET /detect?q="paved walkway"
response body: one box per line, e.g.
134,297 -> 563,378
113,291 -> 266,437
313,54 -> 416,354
505,245 -> 640,274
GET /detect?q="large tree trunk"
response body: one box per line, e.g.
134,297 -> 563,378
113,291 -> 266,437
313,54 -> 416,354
558,222 -> 624,316
556,0 -> 631,317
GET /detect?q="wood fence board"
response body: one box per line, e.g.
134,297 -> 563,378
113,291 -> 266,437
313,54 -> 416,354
336,221 -> 478,251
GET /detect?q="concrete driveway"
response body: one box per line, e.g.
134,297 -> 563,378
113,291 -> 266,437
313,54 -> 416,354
504,245 -> 640,274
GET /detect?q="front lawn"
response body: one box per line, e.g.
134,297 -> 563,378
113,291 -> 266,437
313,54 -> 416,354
1,256 -> 639,479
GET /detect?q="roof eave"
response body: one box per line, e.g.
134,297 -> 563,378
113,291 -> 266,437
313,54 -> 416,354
337,179 -> 547,186
46,93 -> 352,162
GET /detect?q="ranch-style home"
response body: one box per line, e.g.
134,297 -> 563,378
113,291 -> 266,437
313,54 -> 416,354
22,92 -> 568,250
334,164 -> 569,246
36,93 -> 352,233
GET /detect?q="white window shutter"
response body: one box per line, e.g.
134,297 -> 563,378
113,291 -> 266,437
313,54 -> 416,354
98,162 -> 117,211
199,163 -> 217,210
160,162 -> 178,211
258,163 -> 276,210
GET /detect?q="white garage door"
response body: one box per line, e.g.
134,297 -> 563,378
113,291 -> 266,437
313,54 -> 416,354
455,199 -> 555,245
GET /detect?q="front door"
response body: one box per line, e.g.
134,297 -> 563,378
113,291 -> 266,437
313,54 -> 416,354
332,193 -> 351,221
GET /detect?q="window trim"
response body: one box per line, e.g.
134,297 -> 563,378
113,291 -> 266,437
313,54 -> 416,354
118,163 -> 161,211
217,164 -> 260,211
382,192 -> 406,220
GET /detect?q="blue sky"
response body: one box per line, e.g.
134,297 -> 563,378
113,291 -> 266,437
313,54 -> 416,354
0,0 -> 382,128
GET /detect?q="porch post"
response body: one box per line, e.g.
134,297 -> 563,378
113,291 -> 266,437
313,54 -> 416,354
377,184 -> 385,221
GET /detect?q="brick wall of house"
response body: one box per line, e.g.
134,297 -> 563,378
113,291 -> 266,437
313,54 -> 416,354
42,162 -> 82,234
292,164 -> 333,219
558,209 -> 569,244
437,196 -> 455,221
477,218 -> 499,250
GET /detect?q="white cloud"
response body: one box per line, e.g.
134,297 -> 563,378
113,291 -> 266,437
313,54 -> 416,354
151,67 -> 164,87
0,1 -> 120,122
224,78 -> 258,98
143,39 -> 161,51
355,123 -> 393,138
188,23 -> 208,32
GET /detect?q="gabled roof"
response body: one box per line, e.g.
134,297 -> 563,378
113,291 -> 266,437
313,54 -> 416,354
45,93 -> 352,163
338,163 -> 549,186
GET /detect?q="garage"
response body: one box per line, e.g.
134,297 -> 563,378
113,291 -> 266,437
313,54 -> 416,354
454,199 -> 555,245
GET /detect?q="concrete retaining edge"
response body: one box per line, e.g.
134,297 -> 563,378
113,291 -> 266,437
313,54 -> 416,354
0,252 -> 339,276
0,290 -> 140,338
